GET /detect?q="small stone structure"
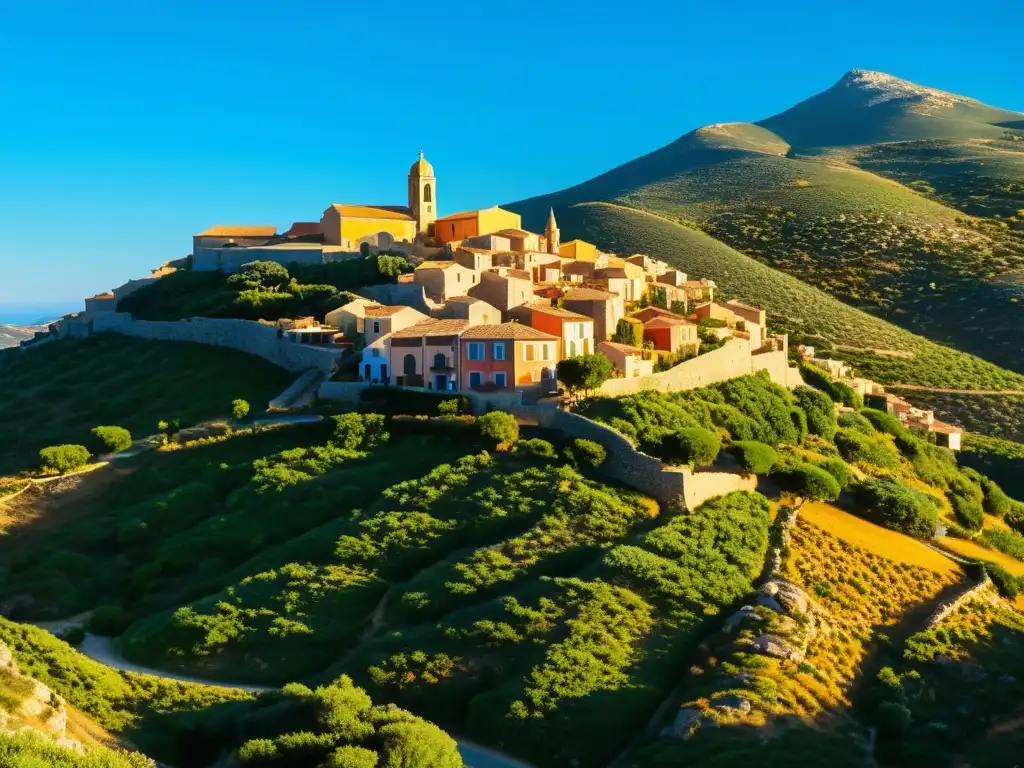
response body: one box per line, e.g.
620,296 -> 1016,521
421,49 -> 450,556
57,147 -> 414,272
92,312 -> 341,373
535,408 -> 756,510
597,337 -> 803,397
0,641 -> 78,751
925,576 -> 995,627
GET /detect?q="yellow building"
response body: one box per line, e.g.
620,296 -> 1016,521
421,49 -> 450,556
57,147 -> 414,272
434,206 -> 522,244
320,151 -> 437,248
319,204 -> 418,248
559,239 -> 599,262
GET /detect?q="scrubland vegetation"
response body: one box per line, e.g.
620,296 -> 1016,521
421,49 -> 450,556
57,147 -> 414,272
0,334 -> 293,475
118,254 -> 409,322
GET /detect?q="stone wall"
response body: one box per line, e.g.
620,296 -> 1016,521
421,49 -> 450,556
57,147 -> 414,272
93,312 -> 341,373
751,349 -> 805,389
536,409 -> 755,509
925,576 -> 994,627
318,381 -> 370,403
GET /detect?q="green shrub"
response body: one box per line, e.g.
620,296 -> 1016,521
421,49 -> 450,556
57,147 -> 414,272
794,387 -> 837,440
772,461 -> 841,501
947,474 -> 984,531
986,563 -> 1023,599
875,701 -> 912,737
90,426 -> 133,454
515,439 -> 557,460
38,444 -> 91,474
438,399 -> 461,417
359,388 -> 468,416
852,478 -> 939,539
726,441 -> 777,474
331,413 -> 389,451
859,408 -> 907,437
834,428 -> 900,469
975,473 -> 1013,517
837,411 -> 875,435
232,399 -> 251,421
980,529 -> 1024,561
60,626 -> 85,647
659,427 -> 721,467
789,407 -> 808,444
816,457 -> 852,490
571,438 -> 607,468
88,606 -> 132,637
557,354 -> 613,399
478,412 -> 519,445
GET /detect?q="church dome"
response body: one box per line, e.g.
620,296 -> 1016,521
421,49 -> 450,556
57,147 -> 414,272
409,151 -> 434,177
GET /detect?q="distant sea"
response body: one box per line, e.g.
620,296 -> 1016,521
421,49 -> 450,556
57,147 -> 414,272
0,304 -> 77,325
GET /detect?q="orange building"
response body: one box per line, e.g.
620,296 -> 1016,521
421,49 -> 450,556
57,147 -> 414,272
642,315 -> 699,353
513,303 -> 595,359
433,206 -> 522,244
460,323 -> 559,391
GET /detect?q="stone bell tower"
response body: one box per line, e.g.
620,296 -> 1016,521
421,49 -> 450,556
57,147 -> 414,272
544,207 -> 560,254
408,150 -> 436,236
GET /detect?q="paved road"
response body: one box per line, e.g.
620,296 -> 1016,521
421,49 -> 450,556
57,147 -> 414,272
33,621 -> 535,768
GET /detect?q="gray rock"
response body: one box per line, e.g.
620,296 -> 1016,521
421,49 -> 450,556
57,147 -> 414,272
713,695 -> 752,714
762,578 -> 811,615
756,594 -> 785,614
661,708 -> 703,741
751,634 -> 798,660
722,606 -> 758,633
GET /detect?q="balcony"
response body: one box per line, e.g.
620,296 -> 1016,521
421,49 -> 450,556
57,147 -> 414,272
429,364 -> 456,373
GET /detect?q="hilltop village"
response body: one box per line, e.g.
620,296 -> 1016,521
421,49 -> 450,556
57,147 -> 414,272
36,151 -> 959,447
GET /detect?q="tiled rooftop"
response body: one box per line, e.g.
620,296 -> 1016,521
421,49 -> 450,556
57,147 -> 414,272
462,323 -> 559,341
389,319 -> 469,338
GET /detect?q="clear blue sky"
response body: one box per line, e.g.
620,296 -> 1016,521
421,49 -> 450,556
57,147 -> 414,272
1,0 -> 1020,307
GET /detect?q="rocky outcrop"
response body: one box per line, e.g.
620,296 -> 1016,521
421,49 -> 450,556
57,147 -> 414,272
0,641 -> 80,751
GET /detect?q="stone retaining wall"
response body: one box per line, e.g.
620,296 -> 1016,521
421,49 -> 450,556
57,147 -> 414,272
93,312 -> 341,373
536,409 -> 755,509
925,576 -> 994,627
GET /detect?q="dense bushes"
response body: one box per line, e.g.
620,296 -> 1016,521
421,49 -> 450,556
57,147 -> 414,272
0,733 -> 153,768
947,474 -> 985,531
726,441 -> 777,474
88,606 -> 133,637
659,427 -> 721,467
794,387 -> 837,440
557,354 -> 613,399
581,373 -> 804,460
837,411 -> 875,435
833,428 -> 901,469
331,413 -> 389,451
571,438 -> 607,468
980,529 -> 1024,562
90,426 -> 133,454
478,412 -> 519,445
771,461 -> 841,501
38,444 -> 91,474
852,478 -> 939,539
799,362 -> 862,408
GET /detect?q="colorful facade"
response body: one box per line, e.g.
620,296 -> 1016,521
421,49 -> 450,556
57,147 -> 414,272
433,206 -> 522,244
460,323 -> 559,391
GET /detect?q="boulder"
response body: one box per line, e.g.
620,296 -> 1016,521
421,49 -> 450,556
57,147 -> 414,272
713,695 -> 752,715
661,708 -> 703,741
751,634 -> 799,660
722,606 -> 758,633
761,578 -> 811,615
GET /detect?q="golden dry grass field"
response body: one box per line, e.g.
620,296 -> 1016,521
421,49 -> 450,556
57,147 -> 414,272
800,501 -> 961,576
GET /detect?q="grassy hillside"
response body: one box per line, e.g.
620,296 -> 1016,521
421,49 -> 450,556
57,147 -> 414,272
0,335 -> 294,476
507,70 -> 1024,379
543,202 -> 1024,391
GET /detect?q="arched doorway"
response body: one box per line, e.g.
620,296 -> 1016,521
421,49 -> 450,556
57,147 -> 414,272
404,354 -> 416,375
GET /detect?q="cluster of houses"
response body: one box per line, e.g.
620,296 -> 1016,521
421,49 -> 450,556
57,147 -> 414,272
796,346 -> 963,451
281,205 -> 771,397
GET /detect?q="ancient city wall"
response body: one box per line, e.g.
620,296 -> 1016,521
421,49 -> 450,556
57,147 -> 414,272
93,312 -> 341,373
752,349 -> 805,389
598,339 -> 752,397
536,408 -> 755,509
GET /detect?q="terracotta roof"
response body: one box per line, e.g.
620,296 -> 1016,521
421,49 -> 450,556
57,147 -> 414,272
195,225 -> 277,238
416,260 -> 461,270
389,319 -> 470,338
682,279 -> 716,287
631,306 -> 677,320
600,341 -> 644,355
726,298 -> 762,311
930,419 -> 963,435
528,303 -> 593,321
596,268 -> 628,278
364,305 -> 411,317
644,316 -> 695,328
506,269 -> 531,281
563,287 -> 617,301
283,222 -> 321,238
330,204 -> 413,221
462,323 -> 559,341
436,205 -> 504,222
457,246 -> 496,254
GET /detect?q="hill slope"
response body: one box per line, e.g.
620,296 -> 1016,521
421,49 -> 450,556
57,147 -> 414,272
507,70 -> 1024,379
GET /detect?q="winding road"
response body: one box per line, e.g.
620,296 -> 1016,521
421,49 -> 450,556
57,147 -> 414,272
32,620 -> 534,768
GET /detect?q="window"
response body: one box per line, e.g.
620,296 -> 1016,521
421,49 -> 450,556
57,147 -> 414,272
469,371 -> 483,388
541,344 -> 550,361
494,372 -> 507,388
493,342 -> 506,360
568,340 -> 576,358
525,344 -> 535,361
578,322 -> 585,336
371,348 -> 380,358
424,183 -> 432,203
373,321 -> 380,334
457,272 -> 461,283
468,342 -> 485,361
